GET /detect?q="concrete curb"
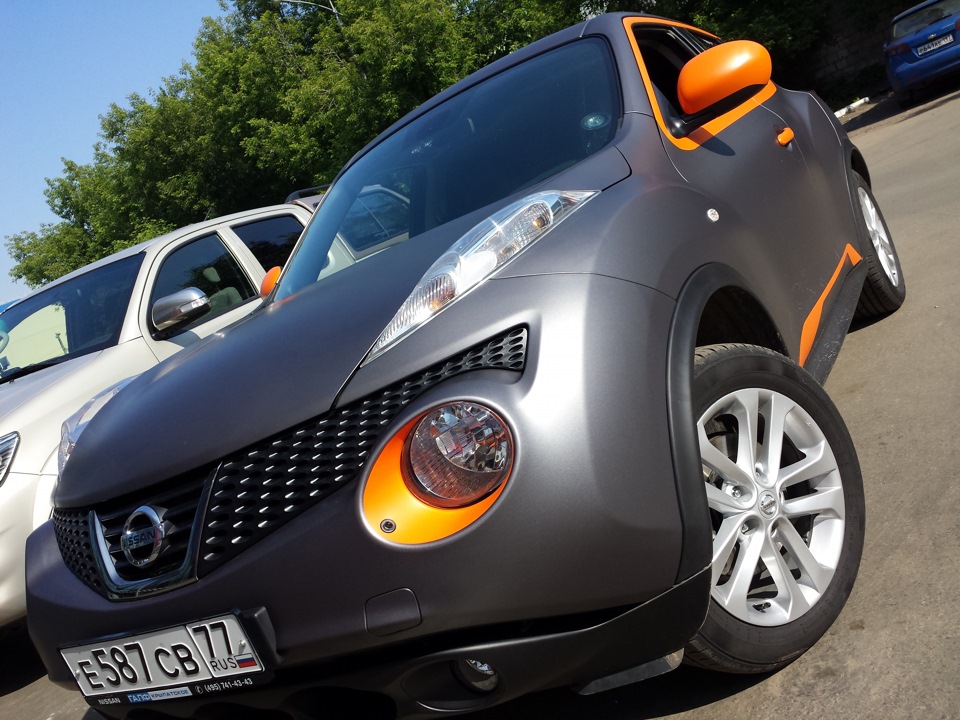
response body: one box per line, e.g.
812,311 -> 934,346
835,97 -> 870,118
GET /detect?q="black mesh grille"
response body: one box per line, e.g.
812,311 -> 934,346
197,327 -> 528,576
52,508 -> 102,592
54,327 -> 527,596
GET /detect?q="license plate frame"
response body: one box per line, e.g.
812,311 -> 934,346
918,33 -> 954,55
60,613 -> 264,699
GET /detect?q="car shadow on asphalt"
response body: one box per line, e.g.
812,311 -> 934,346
471,664 -> 772,719
0,622 -> 47,696
841,82 -> 960,133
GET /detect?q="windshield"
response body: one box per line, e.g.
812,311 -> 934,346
892,0 -> 960,38
277,37 -> 620,299
0,254 -> 142,381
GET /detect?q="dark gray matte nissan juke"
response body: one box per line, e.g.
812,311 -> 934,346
27,13 -> 904,719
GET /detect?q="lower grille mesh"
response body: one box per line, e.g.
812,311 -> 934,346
52,508 -> 102,592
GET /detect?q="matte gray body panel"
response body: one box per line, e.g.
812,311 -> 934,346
28,12 -> 881,717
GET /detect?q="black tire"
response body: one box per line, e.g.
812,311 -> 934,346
684,344 -> 865,673
852,171 -> 905,321
895,89 -> 916,109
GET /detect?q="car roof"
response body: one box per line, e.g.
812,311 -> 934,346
9,202 -> 310,306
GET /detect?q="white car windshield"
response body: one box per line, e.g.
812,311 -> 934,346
0,254 -> 143,382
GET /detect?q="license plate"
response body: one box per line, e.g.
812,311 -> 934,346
61,614 -> 263,699
918,33 -> 954,55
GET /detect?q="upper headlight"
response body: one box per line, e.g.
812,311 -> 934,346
0,432 -> 19,487
364,190 -> 598,364
58,376 -> 138,477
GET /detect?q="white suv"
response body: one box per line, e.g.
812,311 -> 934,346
0,200 -> 316,627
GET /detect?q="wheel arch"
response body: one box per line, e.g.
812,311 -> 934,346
849,145 -> 871,189
666,263 -> 788,584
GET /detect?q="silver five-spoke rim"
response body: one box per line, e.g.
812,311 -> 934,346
858,186 -> 899,287
698,387 -> 845,627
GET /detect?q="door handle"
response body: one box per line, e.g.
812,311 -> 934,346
777,127 -> 795,147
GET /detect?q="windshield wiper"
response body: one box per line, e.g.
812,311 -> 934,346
0,356 -> 71,384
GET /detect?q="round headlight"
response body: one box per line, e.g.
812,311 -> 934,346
405,403 -> 512,508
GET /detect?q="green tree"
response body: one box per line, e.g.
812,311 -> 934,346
5,0 -> 604,287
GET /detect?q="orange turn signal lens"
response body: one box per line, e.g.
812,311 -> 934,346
260,265 -> 282,299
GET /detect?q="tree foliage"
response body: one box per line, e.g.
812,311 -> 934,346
5,0 -> 854,287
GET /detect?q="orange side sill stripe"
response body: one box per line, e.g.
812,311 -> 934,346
622,17 -> 776,151
799,243 -> 862,367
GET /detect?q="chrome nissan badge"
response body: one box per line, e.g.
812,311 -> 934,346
120,506 -> 170,568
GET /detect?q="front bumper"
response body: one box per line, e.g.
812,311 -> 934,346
0,470 -> 48,627
27,273 -> 708,716
30,516 -> 708,719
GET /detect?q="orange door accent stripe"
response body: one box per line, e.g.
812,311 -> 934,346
799,243 -> 862,366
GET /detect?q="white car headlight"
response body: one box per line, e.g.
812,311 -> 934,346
0,432 -> 19,487
58,377 -> 138,477
363,190 -> 598,364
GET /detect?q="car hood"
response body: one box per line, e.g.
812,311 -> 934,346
56,145 -> 633,508
55,230 -> 455,508
0,353 -> 102,423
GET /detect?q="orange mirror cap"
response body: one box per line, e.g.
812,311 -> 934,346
677,40 -> 772,115
260,266 -> 282,299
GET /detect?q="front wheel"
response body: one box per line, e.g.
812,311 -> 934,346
853,171 -> 905,321
684,344 -> 865,673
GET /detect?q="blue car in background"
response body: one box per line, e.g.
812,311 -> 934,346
885,0 -> 960,106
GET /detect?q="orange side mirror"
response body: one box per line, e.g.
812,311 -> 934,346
677,40 -> 772,116
260,266 -> 282,299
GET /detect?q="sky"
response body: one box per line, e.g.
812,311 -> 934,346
0,0 -> 228,304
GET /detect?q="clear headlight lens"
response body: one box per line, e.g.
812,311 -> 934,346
58,376 -> 138,477
404,403 -> 513,508
364,190 -> 597,364
0,432 -> 19,487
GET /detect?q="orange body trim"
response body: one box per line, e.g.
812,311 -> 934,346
361,419 -> 508,545
622,17 -> 776,151
677,40 -> 772,115
799,244 -> 862,366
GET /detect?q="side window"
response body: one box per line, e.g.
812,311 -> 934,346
0,255 -> 142,370
339,187 -> 411,256
150,234 -> 256,329
231,214 -> 305,271
632,27 -> 701,120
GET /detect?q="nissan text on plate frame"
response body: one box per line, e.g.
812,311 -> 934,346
27,12 -> 905,720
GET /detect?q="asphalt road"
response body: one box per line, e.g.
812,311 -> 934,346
3,87 -> 959,720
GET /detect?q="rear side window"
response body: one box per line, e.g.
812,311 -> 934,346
231,214 -> 305,271
150,234 -> 256,328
